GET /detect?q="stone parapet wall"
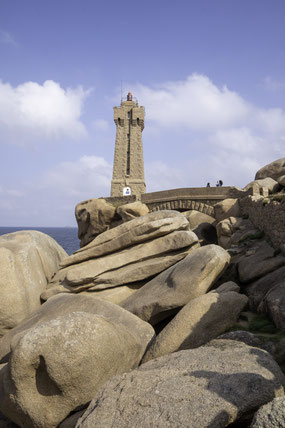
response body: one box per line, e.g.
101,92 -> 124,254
105,186 -> 257,215
240,195 -> 285,249
141,186 -> 254,206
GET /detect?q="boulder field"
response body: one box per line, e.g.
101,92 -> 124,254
0,158 -> 285,427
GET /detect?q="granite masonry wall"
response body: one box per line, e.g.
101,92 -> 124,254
240,195 -> 285,249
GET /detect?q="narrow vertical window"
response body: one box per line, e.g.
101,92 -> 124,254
126,134 -> 130,175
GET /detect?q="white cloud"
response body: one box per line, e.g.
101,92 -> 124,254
92,119 -> 110,132
126,74 -> 285,188
131,74 -> 251,130
0,30 -> 17,46
0,80 -> 91,145
129,74 -> 285,141
41,155 -> 112,198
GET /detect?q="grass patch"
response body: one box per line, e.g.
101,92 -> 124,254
228,314 -> 285,339
249,314 -> 277,334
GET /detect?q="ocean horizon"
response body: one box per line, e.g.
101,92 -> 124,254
0,226 -> 80,255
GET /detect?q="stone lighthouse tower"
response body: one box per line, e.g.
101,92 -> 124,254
111,92 -> 146,199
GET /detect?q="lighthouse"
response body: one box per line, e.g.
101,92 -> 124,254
111,92 -> 146,199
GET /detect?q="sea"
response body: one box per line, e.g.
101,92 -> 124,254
0,227 -> 80,255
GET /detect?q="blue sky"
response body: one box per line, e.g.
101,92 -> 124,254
1,0 -> 285,226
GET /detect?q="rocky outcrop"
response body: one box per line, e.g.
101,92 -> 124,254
182,210 -> 215,229
0,230 -> 67,337
0,295 -> 154,427
250,396 -> 285,427
76,341 -> 285,428
62,210 -> 190,267
212,281 -> 241,293
258,282 -> 285,330
3,154 -> 285,427
182,210 -> 217,244
42,211 -> 199,300
142,290 -> 248,362
0,293 -> 154,363
216,216 -> 259,249
116,201 -> 149,222
76,199 -> 149,248
214,198 -> 241,222
217,330 -> 271,349
122,245 -> 230,325
75,198 -> 117,247
255,157 -> 285,181
277,174 -> 285,186
0,313 -> 151,428
243,177 -> 280,193
238,240 -> 285,283
244,265 -> 285,312
79,283 -> 143,305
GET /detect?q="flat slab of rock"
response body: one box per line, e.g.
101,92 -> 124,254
76,341 -> 285,428
79,283 -> 143,305
0,293 -> 155,364
238,240 -> 285,283
43,229 -> 198,299
143,290 -> 248,362
0,311 -> 152,428
61,210 -> 190,267
0,230 -> 67,337
122,244 -> 230,325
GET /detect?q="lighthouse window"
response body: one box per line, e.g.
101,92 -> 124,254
126,134 -> 130,175
137,118 -> 139,125
128,111 -> 131,119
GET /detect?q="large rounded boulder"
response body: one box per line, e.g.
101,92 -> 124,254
0,230 -> 67,337
76,340 -> 285,428
255,157 -> 285,181
0,294 -> 154,427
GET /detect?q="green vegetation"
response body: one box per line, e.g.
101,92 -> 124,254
238,230 -> 264,243
272,194 -> 284,202
249,314 -> 277,334
229,313 -> 285,340
264,193 -> 285,203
